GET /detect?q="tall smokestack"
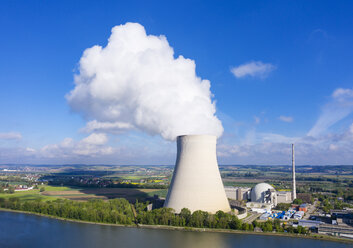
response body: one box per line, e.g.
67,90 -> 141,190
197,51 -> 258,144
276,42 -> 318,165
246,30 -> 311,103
292,143 -> 296,201
164,135 -> 231,213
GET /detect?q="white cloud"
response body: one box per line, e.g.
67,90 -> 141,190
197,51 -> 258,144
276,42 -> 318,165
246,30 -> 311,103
81,120 -> 133,133
332,88 -> 353,99
67,22 -> 223,141
40,134 -> 113,158
4,119 -> 353,165
329,144 -> 338,151
0,132 -> 177,165
60,137 -> 74,148
25,147 -> 36,153
308,87 -> 353,137
258,132 -> 299,144
0,132 -> 22,140
230,61 -> 276,79
217,144 -> 250,157
278,115 -> 293,123
73,146 -> 113,156
216,115 -> 353,165
81,133 -> 108,145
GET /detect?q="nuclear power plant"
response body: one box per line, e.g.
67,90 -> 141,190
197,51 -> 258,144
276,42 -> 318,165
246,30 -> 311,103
225,144 -> 297,212
164,135 -> 231,213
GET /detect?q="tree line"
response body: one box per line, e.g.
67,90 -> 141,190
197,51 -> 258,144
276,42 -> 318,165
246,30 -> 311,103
0,198 -> 135,225
0,197 -> 308,234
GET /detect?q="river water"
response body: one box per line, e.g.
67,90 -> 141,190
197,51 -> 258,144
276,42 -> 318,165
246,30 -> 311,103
0,211 -> 350,248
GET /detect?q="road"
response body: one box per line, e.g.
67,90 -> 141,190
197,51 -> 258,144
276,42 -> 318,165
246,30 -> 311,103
243,212 -> 262,224
303,201 -> 317,220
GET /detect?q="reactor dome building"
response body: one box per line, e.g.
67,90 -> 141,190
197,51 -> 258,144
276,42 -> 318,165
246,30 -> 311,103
164,135 -> 231,214
250,183 -> 277,207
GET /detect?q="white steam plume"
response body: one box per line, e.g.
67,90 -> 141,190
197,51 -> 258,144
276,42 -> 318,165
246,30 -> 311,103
67,23 -> 223,140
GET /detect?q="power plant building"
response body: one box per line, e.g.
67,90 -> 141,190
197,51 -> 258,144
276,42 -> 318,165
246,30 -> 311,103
226,184 -> 291,208
277,191 -> 292,203
250,183 -> 277,207
237,187 -> 251,201
224,187 -> 250,201
164,135 -> 231,214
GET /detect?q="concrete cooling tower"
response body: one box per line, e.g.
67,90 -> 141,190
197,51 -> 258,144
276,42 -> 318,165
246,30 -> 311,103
164,135 -> 231,213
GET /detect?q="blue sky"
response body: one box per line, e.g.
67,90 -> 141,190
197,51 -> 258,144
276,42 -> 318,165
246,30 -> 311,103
1,0 -> 353,165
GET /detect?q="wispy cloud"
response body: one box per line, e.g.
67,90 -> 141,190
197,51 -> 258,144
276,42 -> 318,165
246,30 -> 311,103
231,61 -> 276,79
0,132 -> 22,140
217,86 -> 353,164
217,124 -> 353,165
278,115 -> 293,123
80,120 -> 133,134
308,88 -> 353,137
0,133 -> 175,165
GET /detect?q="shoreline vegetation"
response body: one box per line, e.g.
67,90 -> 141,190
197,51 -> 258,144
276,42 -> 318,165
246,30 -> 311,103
0,199 -> 352,244
0,208 -> 351,244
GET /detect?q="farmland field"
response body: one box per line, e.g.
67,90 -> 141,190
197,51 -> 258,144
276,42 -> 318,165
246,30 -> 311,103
0,186 -> 167,203
42,187 -> 165,201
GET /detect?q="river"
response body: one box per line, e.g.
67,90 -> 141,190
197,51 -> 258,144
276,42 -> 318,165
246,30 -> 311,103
0,211 -> 350,248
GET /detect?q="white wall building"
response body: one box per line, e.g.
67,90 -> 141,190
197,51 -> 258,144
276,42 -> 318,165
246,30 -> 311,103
224,187 -> 250,201
277,191 -> 292,204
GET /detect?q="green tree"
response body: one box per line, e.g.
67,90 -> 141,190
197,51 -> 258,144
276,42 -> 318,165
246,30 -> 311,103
180,208 -> 191,225
262,221 -> 273,232
190,210 -> 206,228
293,199 -> 303,204
241,223 -> 250,231
7,186 -> 15,194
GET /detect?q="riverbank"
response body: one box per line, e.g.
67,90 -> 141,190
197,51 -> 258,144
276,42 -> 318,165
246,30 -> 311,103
1,208 -> 352,244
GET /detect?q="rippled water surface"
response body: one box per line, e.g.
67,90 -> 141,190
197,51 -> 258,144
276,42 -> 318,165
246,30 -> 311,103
0,211 -> 351,248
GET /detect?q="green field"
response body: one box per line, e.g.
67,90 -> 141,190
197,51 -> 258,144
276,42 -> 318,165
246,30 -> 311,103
0,189 -> 56,202
0,186 -> 85,202
146,189 -> 168,198
0,186 -> 167,203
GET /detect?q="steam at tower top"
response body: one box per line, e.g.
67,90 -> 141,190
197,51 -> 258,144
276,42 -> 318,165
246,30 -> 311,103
67,23 -> 223,140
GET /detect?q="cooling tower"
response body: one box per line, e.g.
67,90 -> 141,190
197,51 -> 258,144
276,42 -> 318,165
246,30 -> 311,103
164,135 -> 231,213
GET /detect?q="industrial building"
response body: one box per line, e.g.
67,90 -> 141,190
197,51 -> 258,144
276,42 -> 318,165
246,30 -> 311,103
250,183 -> 277,205
164,135 -> 231,213
293,211 -> 305,219
299,204 -> 308,212
224,187 -> 237,200
237,187 -> 251,201
226,186 -> 292,204
277,191 -> 292,203
224,187 -> 250,201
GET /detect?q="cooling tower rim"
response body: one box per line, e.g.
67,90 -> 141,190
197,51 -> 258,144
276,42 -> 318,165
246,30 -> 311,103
176,134 -> 217,139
